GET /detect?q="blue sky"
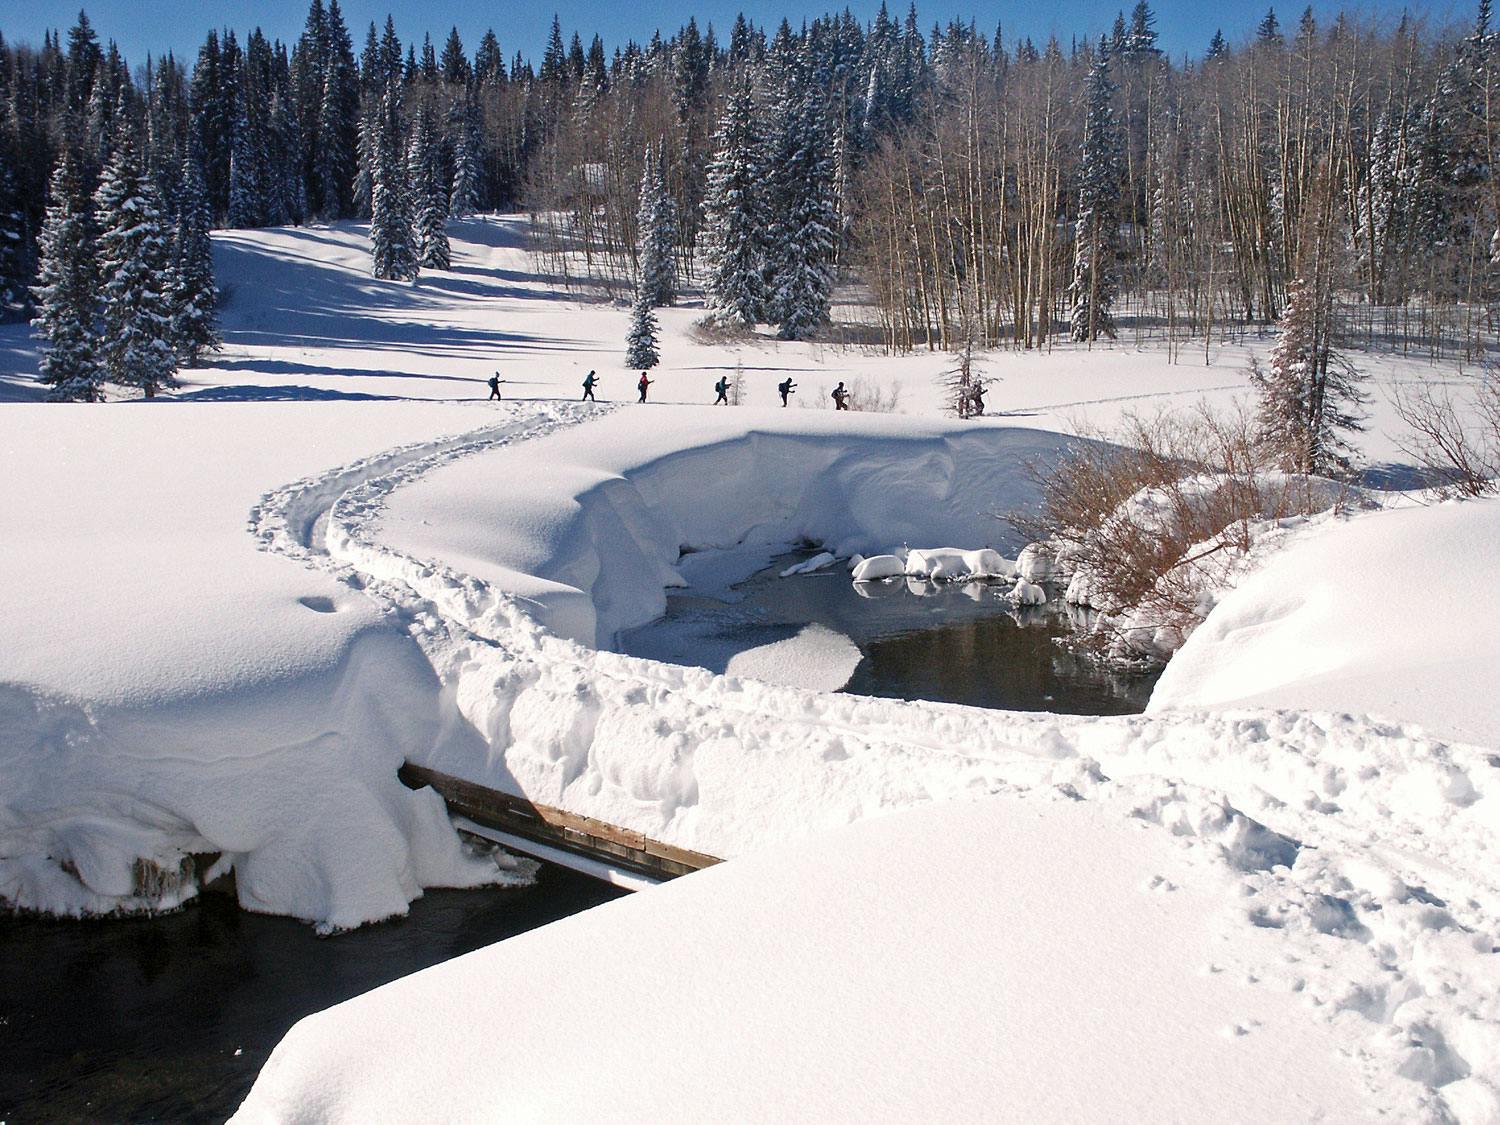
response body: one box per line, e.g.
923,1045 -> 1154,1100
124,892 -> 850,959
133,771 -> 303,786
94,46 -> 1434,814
3,0 -> 1468,69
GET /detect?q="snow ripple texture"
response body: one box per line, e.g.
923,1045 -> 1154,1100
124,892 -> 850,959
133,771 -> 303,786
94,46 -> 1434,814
242,403 -> 1500,1118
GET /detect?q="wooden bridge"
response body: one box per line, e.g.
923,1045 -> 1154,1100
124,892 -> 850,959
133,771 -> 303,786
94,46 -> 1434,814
398,762 -> 721,882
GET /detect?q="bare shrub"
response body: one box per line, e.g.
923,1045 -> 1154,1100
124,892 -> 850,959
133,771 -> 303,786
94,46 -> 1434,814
848,376 -> 902,413
803,378 -> 903,412
687,318 -> 758,346
1018,405 -> 1356,661
1392,371 -> 1500,497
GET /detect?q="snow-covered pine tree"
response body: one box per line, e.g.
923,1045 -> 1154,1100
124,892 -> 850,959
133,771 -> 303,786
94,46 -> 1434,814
169,157 -> 220,365
370,83 -> 418,280
625,287 -> 660,368
32,152 -> 101,401
316,0 -> 359,219
93,141 -> 178,397
0,150 -> 30,320
765,61 -> 838,341
352,106 -> 377,219
1069,54 -> 1123,343
635,146 -> 678,306
408,106 -> 450,270
227,104 -> 265,228
448,100 -> 482,219
700,78 -> 769,327
1251,275 -> 1364,475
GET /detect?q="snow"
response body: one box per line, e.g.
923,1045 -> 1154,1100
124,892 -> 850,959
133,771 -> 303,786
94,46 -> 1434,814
722,623 -> 862,691
0,402 -> 549,930
2,215 -> 1498,1114
232,796 -> 1389,1124
1150,496 -> 1500,749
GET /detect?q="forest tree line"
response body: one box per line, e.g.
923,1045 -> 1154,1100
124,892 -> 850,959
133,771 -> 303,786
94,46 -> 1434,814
4,0 -> 1500,369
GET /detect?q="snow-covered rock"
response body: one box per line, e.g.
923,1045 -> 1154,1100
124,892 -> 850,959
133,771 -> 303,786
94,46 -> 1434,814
1016,542 -> 1055,581
1011,578 -> 1047,606
850,554 -> 904,582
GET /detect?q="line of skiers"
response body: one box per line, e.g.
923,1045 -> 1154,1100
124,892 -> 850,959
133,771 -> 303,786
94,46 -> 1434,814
488,370 -> 983,414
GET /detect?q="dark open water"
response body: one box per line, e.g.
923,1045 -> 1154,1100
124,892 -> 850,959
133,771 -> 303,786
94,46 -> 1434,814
0,867 -> 625,1123
621,551 -> 1159,715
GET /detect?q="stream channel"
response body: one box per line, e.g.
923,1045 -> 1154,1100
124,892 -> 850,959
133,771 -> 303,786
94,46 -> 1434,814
3,552 -> 1156,1122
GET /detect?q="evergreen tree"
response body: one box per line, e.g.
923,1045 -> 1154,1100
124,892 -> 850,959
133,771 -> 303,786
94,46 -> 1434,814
226,103 -> 266,228
440,28 -> 471,86
316,0 -> 359,218
700,79 -> 768,326
625,287 -> 660,368
448,101 -> 482,218
1070,56 -> 1123,343
32,152 -> 101,401
766,57 -> 838,340
407,106 -> 450,270
1252,276 -> 1365,474
93,141 -> 177,397
0,151 -> 31,319
635,146 -> 677,306
370,84 -> 417,280
169,157 -> 220,364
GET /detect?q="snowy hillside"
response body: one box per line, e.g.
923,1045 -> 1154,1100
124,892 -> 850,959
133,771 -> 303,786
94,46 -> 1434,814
3,218 -> 1499,1118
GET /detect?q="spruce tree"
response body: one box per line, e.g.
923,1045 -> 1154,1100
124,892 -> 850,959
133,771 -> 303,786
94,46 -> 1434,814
1252,276 -> 1365,475
700,79 -> 769,327
625,288 -> 660,369
1070,56 -> 1123,343
407,106 -> 450,270
169,157 -> 220,365
0,151 -> 30,319
370,84 -> 417,280
448,100 -> 482,219
316,0 -> 359,218
32,153 -> 101,401
766,59 -> 838,340
227,105 -> 264,228
635,146 -> 677,306
93,142 -> 178,397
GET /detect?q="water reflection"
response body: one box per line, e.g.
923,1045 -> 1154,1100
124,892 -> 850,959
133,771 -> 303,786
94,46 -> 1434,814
621,554 -> 1159,716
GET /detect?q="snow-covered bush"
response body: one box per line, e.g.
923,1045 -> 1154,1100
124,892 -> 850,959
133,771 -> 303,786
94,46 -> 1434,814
1021,407 -> 1361,664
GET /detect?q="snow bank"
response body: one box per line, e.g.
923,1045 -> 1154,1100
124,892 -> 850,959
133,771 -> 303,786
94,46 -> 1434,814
372,408 -> 1065,648
237,792 -> 1456,1123
0,402 -> 556,930
1151,497 -> 1500,748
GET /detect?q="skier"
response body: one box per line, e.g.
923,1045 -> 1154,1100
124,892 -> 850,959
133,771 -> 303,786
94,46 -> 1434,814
637,371 -> 653,403
582,370 -> 599,402
487,372 -> 502,400
831,381 -> 850,411
970,383 -> 985,416
778,377 -> 796,407
713,375 -> 730,405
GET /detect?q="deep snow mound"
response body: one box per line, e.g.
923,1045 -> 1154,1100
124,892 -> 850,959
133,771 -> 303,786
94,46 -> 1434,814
1150,496 -> 1500,748
0,402 -> 563,931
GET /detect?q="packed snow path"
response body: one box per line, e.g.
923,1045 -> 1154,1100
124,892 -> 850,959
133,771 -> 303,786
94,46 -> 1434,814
243,401 -> 1500,1117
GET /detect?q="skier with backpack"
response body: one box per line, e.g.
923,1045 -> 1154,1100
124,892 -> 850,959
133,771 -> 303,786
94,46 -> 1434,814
487,373 -> 502,400
637,371 -> 653,403
831,381 -> 850,411
778,377 -> 796,407
713,376 -> 730,405
582,370 -> 599,402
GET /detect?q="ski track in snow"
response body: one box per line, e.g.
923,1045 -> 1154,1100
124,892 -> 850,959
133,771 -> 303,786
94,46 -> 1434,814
249,400 -> 1500,1118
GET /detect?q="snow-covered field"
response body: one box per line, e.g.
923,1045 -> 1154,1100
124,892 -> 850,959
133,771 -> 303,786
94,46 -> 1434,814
3,217 -> 1499,1119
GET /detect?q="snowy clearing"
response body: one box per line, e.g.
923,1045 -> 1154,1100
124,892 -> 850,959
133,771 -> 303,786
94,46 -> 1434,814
3,217 -> 1498,1117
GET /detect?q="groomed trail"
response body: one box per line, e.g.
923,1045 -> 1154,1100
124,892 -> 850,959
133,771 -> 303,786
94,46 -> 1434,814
248,400 -> 1500,1118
